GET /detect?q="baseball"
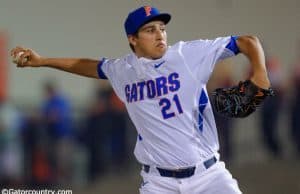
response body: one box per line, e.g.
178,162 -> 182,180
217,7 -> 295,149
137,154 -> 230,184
13,51 -> 28,63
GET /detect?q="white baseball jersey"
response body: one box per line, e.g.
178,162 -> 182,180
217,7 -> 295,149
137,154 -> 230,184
98,36 -> 239,169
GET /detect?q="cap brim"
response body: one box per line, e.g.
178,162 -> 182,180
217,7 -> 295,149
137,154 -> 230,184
139,13 -> 171,31
147,13 -> 171,25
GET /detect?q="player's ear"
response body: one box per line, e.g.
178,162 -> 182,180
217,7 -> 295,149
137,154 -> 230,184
128,35 -> 137,46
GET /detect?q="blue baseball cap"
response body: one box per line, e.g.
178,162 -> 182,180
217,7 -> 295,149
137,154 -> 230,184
124,6 -> 171,36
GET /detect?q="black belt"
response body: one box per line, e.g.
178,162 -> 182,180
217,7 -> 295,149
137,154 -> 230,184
143,156 -> 217,178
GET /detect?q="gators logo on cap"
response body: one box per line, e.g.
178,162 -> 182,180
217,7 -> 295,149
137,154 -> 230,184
144,6 -> 152,16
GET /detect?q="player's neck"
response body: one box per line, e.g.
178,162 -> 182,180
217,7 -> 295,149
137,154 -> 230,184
134,51 -> 165,60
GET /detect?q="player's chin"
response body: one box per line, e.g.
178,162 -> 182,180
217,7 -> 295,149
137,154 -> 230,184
151,52 -> 165,59
153,47 -> 167,58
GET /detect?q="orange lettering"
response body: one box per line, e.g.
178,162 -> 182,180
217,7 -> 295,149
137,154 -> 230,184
144,6 -> 152,16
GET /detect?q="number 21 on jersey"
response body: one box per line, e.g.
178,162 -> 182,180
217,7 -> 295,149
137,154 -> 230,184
159,94 -> 183,119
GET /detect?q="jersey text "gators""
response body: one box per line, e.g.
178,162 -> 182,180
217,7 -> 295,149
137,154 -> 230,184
125,72 -> 180,103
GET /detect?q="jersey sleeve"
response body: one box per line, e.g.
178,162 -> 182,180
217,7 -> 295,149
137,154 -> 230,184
181,36 -> 240,83
96,58 -> 127,102
97,58 -> 108,80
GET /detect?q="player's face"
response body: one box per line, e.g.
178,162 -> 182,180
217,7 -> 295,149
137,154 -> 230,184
129,21 -> 167,60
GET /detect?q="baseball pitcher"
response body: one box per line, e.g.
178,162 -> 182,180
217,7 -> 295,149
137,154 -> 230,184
11,6 -> 273,194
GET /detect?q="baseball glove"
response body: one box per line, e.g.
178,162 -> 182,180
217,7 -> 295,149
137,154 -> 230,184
212,80 -> 274,118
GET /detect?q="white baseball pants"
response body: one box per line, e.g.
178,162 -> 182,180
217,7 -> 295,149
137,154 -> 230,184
139,161 -> 242,194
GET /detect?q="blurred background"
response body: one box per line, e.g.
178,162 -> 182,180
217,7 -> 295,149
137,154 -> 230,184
0,0 -> 299,193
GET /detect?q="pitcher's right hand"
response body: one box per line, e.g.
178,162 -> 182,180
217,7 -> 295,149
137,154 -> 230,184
10,46 -> 43,67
